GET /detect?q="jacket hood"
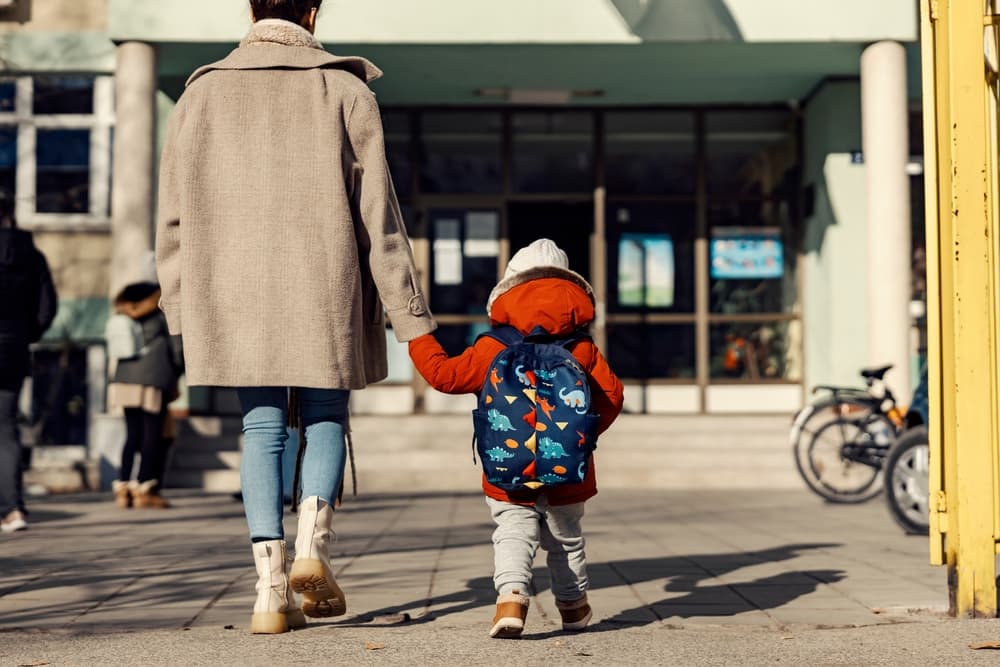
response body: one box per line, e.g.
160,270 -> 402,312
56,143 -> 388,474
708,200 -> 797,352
0,228 -> 36,268
489,277 -> 595,337
186,19 -> 382,87
487,265 -> 595,317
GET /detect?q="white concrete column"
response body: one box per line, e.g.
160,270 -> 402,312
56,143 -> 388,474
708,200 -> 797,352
861,41 -> 912,400
110,41 -> 157,298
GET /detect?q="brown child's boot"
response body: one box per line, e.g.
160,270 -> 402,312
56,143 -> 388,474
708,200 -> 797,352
489,590 -> 530,638
556,594 -> 592,631
131,480 -> 171,509
112,480 -> 132,508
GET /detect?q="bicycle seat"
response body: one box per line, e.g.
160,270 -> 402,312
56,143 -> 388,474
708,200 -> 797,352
860,365 -> 893,381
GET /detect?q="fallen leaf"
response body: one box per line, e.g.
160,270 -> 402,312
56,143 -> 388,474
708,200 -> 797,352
366,642 -> 386,651
782,636 -> 794,640
17,662 -> 49,667
574,652 -> 594,657
970,641 -> 1000,650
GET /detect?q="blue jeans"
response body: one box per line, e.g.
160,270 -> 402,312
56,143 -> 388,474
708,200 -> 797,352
237,387 -> 350,541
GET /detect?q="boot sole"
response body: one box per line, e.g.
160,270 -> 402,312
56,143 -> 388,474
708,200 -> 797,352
489,618 -> 524,639
561,607 -> 593,631
289,559 -> 346,617
250,611 -> 288,634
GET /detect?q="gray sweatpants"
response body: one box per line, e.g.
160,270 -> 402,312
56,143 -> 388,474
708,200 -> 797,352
485,496 -> 588,602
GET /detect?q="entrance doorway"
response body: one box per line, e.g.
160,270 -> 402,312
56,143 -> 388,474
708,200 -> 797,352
507,202 -> 593,280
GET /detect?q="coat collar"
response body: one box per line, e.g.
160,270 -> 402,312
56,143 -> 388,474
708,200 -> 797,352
186,19 -> 382,87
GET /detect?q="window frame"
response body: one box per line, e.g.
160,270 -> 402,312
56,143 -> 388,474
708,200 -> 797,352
0,75 -> 114,229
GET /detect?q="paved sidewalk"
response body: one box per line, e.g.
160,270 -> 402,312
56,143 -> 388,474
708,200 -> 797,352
1,488 -> 999,666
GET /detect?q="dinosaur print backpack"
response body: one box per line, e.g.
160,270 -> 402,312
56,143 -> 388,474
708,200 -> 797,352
472,325 -> 600,494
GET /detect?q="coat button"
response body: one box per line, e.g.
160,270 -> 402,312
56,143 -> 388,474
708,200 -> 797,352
408,295 -> 427,316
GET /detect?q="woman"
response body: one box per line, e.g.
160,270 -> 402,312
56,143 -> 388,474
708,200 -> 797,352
106,251 -> 184,510
155,0 -> 436,634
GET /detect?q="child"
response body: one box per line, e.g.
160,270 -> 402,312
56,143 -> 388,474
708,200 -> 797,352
409,238 -> 624,638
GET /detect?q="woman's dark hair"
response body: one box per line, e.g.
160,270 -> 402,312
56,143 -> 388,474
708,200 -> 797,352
250,0 -> 322,23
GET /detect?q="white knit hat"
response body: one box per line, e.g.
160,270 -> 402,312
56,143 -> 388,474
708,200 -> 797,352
486,238 -> 595,316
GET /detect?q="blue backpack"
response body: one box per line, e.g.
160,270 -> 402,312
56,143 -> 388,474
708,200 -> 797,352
472,325 -> 600,494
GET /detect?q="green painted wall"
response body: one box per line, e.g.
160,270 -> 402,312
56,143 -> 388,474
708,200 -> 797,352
153,41 -> 866,106
0,31 -> 115,73
801,81 -> 869,390
109,0 -> 916,44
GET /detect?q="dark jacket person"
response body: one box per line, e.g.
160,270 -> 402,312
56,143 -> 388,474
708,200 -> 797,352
0,192 -> 57,532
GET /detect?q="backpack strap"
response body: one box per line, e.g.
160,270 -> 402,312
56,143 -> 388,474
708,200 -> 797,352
478,324 -> 591,350
524,324 -> 592,350
476,325 -> 525,347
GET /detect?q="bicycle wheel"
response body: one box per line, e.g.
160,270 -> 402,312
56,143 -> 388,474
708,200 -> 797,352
792,398 -> 873,497
884,426 -> 930,535
793,399 -> 891,503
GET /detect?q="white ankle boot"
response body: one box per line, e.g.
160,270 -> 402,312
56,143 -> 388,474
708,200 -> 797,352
290,496 -> 347,617
250,539 -> 307,634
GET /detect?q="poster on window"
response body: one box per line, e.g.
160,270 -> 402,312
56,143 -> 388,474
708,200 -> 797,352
710,227 -> 783,279
618,233 -> 675,308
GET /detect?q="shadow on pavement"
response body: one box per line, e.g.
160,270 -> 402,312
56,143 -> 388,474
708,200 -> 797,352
327,542 -> 843,632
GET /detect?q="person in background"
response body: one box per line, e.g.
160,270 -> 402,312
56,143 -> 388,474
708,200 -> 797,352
0,190 -> 57,533
106,251 -> 184,510
155,0 -> 436,634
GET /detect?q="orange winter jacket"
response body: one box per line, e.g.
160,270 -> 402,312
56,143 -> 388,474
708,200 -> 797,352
409,277 -> 625,505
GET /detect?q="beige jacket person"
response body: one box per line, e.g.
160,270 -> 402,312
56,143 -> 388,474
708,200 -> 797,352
155,20 -> 435,389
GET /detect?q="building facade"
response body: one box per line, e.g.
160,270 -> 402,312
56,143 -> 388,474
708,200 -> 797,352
0,0 -> 922,440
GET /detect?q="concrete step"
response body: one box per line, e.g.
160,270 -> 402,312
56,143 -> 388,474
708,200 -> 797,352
166,468 -> 241,493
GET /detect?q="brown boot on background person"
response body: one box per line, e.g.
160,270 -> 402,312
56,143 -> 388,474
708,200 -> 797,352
555,594 -> 592,631
111,480 -> 132,509
489,590 -> 530,638
130,480 -> 170,509
289,496 -> 347,618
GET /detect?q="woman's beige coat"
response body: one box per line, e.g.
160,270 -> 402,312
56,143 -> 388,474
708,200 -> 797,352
155,20 -> 435,389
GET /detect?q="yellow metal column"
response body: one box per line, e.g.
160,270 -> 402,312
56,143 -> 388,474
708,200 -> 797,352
923,0 -> 1000,617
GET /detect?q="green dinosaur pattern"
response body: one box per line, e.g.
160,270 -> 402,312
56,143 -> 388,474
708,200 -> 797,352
538,436 -> 569,459
488,409 -> 515,432
485,446 -> 516,462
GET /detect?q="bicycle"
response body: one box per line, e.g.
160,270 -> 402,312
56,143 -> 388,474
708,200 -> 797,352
790,365 -> 908,503
884,365 -> 930,534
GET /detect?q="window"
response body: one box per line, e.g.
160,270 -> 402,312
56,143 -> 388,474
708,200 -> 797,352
383,112 -> 412,198
706,110 -> 794,197
606,111 -> 696,195
36,129 -> 90,213
513,112 -> 593,193
420,112 -> 502,193
0,125 -> 14,197
0,75 -> 114,227
607,202 -> 696,313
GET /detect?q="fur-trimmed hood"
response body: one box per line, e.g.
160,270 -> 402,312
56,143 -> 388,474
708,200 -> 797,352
186,19 -> 382,87
487,266 -> 594,321
486,239 -> 595,318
